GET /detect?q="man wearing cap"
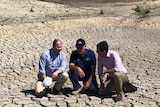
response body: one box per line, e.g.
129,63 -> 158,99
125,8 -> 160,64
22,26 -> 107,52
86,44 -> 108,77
68,38 -> 98,95
35,39 -> 68,97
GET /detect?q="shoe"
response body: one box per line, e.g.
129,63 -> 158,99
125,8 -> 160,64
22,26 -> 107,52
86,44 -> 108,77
71,87 -> 83,95
113,94 -> 122,102
36,88 -> 48,98
51,87 -> 63,95
98,89 -> 112,97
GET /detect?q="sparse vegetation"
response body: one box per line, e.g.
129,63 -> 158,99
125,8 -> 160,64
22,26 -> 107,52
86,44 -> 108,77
133,6 -> 151,18
30,7 -> 34,12
100,10 -> 104,14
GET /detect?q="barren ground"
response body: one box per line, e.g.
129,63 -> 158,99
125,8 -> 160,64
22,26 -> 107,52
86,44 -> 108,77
0,0 -> 160,107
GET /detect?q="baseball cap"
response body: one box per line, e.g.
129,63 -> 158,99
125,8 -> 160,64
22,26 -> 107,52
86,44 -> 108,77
76,39 -> 85,47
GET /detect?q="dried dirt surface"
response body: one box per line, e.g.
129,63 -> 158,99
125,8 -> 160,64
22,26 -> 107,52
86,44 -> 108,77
0,0 -> 160,107
0,0 -> 160,25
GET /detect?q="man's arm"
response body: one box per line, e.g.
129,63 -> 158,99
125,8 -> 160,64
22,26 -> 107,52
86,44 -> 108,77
52,52 -> 67,79
103,51 -> 122,74
51,70 -> 62,80
103,68 -> 116,74
98,73 -> 104,89
84,64 -> 96,89
98,68 -> 116,89
69,63 -> 85,78
39,52 -> 47,80
84,50 -> 96,89
69,51 -> 85,78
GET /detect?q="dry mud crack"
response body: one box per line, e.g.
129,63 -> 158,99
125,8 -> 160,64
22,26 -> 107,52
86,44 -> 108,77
0,0 -> 160,107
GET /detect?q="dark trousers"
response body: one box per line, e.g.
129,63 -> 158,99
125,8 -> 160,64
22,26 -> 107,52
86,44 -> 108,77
68,70 -> 98,95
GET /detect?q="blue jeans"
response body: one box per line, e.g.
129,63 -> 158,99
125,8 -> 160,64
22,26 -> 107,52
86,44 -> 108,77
68,70 -> 98,95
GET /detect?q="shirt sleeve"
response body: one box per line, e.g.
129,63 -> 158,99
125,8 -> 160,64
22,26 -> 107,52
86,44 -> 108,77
39,52 -> 46,74
69,51 -> 76,64
113,51 -> 123,72
56,52 -> 66,72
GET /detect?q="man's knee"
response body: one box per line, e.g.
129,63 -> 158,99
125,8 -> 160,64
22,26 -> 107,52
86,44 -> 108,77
114,72 -> 128,81
68,70 -> 79,79
61,72 -> 69,80
35,81 -> 46,95
113,72 -> 121,78
114,72 -> 126,78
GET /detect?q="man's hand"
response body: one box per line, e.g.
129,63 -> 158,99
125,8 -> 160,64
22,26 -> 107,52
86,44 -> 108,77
100,74 -> 104,81
69,63 -> 85,78
51,70 -> 61,80
42,74 -> 46,80
99,84 -> 105,90
84,81 -> 90,90
99,74 -> 105,90
77,67 -> 85,78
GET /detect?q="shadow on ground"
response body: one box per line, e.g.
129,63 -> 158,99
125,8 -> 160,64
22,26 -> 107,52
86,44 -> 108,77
38,0 -> 142,8
21,87 -> 72,98
39,0 -> 142,3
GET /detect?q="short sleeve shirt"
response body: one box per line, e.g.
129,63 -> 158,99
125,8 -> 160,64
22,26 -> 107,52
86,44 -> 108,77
70,49 -> 96,76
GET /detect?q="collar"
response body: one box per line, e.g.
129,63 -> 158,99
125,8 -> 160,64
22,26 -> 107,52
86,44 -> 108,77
77,49 -> 87,56
106,50 -> 110,58
51,48 -> 59,56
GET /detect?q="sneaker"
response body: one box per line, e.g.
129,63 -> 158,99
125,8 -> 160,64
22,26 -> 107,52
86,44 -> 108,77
113,94 -> 122,102
71,87 -> 83,95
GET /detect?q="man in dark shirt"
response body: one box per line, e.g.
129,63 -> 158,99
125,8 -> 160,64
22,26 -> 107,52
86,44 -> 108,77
68,38 -> 98,95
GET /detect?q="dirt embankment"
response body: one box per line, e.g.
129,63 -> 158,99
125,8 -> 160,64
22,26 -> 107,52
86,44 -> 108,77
0,0 -> 160,26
